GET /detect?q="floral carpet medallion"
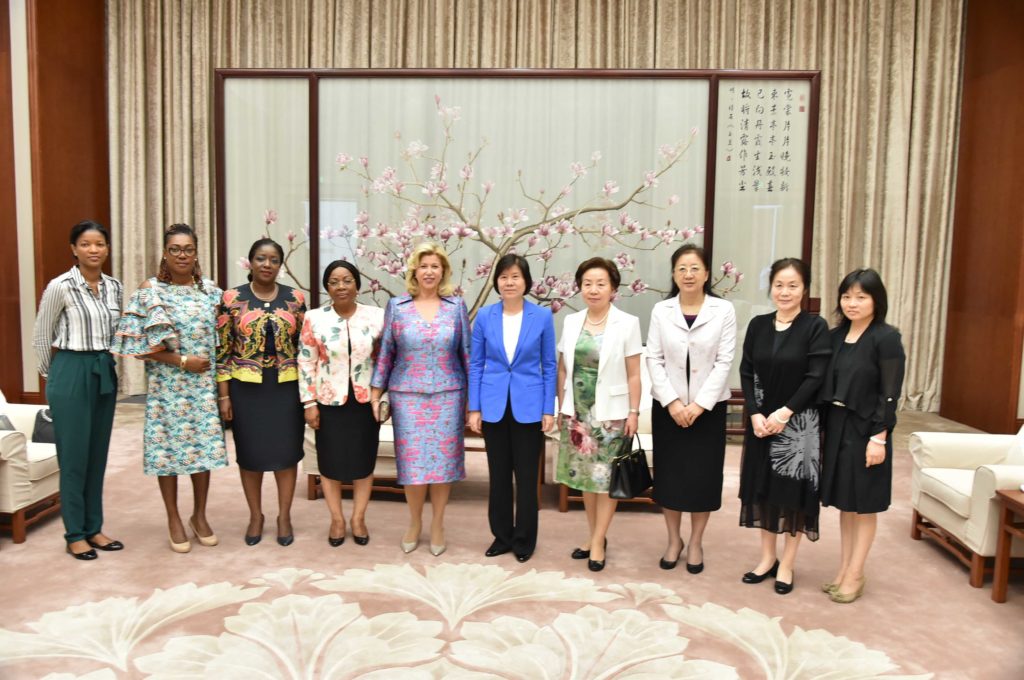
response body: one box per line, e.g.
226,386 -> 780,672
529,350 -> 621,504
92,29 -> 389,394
0,563 -> 930,679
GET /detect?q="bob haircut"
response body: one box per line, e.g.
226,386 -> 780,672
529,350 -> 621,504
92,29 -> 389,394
768,257 -> 811,291
69,219 -> 110,246
322,259 -> 361,291
405,242 -> 454,296
667,243 -> 715,298
492,254 -> 533,295
247,238 -> 285,282
574,257 -> 621,290
835,268 -> 888,325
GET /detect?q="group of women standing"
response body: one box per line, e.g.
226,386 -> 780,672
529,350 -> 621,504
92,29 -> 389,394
33,220 -> 904,605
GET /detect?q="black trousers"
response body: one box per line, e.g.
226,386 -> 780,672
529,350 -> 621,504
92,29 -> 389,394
481,403 -> 543,554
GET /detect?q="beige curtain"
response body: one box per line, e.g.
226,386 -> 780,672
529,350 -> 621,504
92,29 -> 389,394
107,0 -> 963,409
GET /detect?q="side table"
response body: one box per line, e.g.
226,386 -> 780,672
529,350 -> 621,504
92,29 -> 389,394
992,489 -> 1024,603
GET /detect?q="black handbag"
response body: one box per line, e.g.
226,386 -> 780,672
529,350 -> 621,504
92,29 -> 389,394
32,408 -> 55,443
608,434 -> 652,500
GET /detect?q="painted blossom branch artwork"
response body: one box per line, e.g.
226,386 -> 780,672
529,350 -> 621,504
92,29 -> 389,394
241,95 -> 742,319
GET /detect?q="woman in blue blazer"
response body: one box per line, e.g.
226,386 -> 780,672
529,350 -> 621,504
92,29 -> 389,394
468,255 -> 557,563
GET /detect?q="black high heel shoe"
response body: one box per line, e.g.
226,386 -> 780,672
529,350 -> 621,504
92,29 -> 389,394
659,544 -> 685,570
742,559 -> 779,584
685,546 -> 704,574
571,537 -> 607,560
245,514 -> 265,546
775,573 -> 795,595
86,537 -> 124,551
276,517 -> 294,547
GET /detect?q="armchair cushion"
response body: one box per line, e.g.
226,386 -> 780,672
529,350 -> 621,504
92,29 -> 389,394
26,442 -> 59,481
918,468 -> 973,519
909,432 -> 1018,469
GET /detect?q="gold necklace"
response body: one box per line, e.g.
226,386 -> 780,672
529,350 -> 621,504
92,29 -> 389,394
250,283 -> 278,308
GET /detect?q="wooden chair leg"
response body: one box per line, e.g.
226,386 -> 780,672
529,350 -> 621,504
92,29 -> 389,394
11,509 -> 27,543
969,552 -> 985,588
910,509 -> 922,540
558,484 -> 569,512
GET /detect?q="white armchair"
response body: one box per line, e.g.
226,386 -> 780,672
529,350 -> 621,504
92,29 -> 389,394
909,429 -> 1024,586
0,403 -> 61,543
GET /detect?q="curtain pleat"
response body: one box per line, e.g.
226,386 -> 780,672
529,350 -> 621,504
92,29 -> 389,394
107,0 -> 964,409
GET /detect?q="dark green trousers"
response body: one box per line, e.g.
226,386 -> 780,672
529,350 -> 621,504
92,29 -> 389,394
45,350 -> 117,543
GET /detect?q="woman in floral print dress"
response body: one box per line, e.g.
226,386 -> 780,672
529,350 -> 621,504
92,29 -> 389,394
112,224 -> 227,553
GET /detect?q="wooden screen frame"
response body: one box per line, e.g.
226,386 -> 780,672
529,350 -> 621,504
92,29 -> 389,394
213,68 -> 820,308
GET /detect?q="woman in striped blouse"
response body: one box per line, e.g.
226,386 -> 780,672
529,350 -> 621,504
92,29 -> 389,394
32,220 -> 124,561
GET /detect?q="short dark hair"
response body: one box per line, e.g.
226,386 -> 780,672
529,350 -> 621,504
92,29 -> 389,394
769,257 -> 811,289
574,257 -> 621,290
69,220 -> 110,246
322,259 -> 361,291
164,223 -> 197,246
835,268 -> 888,325
492,254 -> 533,294
667,243 -> 715,298
246,238 -> 285,282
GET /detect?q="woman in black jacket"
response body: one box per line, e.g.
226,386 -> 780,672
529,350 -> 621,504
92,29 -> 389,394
738,258 -> 831,595
819,268 -> 905,604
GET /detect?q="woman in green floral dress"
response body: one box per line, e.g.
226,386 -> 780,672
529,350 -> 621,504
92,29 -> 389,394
555,258 -> 643,572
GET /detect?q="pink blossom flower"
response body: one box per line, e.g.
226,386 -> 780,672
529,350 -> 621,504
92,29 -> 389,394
460,164 -> 474,180
551,205 -> 568,217
422,181 -> 446,197
630,279 -> 648,294
721,261 -> 736,276
638,228 -> 651,241
550,298 -> 564,313
556,219 -> 573,234
527,235 -> 538,247
545,275 -> 557,286
668,194 -> 680,206
658,144 -> 676,159
735,272 -> 745,283
335,153 -> 352,167
619,212 -> 631,226
657,229 -> 676,245
237,256 -> 250,270
602,223 -> 619,238
482,180 -> 495,194
591,151 -> 602,162
359,156 -> 369,168
602,180 -> 619,197
643,170 -> 659,188
369,279 -> 381,292
430,162 -> 446,180
534,223 -> 552,237
287,230 -> 296,242
439,228 -> 452,242
355,246 -> 364,257
695,225 -> 705,233
540,248 -> 554,261
570,421 -> 599,455
570,161 -> 587,178
532,282 -> 547,296
385,259 -> 404,275
681,228 -> 696,240
392,181 -> 405,195
503,208 -> 528,225
354,211 -> 369,226
403,140 -> 428,159
559,185 -> 573,197
264,209 -> 278,225
614,252 -> 635,271
452,223 -> 475,238
357,224 -> 372,239
475,262 -> 492,278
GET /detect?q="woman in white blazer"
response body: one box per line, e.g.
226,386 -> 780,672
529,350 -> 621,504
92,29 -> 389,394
555,257 -> 643,572
646,244 -> 737,574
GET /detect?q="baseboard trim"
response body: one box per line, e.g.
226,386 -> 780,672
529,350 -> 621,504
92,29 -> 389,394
19,391 -> 45,404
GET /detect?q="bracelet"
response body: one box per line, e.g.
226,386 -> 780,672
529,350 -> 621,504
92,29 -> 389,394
303,402 -> 318,410
371,399 -> 381,404
628,408 -> 640,414
179,354 -> 188,370
869,436 -> 887,446
771,412 -> 790,425
217,395 -> 230,401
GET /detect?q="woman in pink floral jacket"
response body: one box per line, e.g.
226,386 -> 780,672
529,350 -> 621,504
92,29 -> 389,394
298,260 -> 384,547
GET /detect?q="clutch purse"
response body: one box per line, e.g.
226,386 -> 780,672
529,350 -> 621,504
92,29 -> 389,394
608,434 -> 652,500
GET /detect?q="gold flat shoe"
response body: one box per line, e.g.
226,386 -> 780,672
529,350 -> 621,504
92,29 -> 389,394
829,577 -> 866,604
821,581 -> 838,594
169,532 -> 192,554
188,518 -> 219,547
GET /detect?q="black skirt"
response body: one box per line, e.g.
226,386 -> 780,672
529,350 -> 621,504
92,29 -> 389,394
820,404 -> 892,513
737,407 -> 822,540
651,400 -> 728,512
315,382 -> 379,482
228,368 -> 304,472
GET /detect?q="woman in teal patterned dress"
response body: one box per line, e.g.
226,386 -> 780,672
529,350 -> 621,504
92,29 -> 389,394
112,224 -> 227,554
555,258 -> 643,572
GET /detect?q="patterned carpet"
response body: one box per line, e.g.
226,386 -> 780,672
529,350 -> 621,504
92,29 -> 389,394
0,406 -> 1021,679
